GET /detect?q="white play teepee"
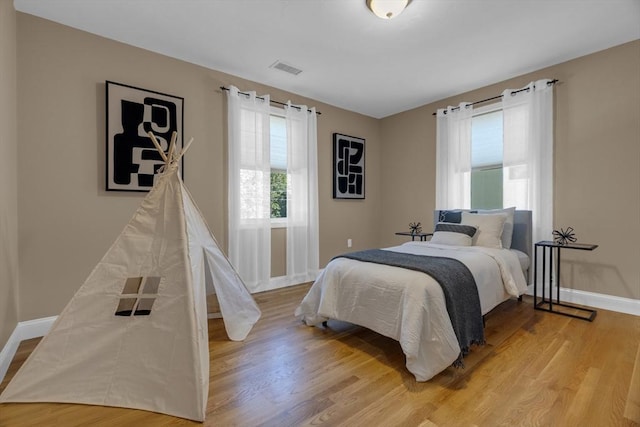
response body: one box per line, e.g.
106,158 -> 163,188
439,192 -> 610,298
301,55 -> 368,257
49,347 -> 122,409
0,132 -> 261,422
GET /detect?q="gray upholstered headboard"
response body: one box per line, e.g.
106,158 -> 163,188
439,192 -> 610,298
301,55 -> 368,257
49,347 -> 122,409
432,210 -> 533,260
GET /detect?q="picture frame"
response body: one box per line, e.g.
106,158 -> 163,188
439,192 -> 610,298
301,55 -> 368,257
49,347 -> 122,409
333,133 -> 365,199
106,81 -> 184,191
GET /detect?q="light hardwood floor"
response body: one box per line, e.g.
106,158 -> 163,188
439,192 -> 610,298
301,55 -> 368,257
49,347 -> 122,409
1,283 -> 639,426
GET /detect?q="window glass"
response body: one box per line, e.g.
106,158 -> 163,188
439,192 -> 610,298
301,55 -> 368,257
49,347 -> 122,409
122,277 -> 143,294
142,276 -> 160,294
270,115 -> 288,219
115,298 -> 137,316
135,298 -> 155,316
471,109 -> 503,209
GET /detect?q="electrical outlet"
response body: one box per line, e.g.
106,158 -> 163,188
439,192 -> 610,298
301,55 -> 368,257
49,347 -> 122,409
347,238 -> 352,248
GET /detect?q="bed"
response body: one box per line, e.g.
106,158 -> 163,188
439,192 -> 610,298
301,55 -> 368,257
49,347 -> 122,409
295,209 -> 532,381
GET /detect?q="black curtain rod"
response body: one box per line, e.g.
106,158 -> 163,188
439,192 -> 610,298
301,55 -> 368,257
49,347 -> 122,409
431,79 -> 558,116
220,86 -> 321,115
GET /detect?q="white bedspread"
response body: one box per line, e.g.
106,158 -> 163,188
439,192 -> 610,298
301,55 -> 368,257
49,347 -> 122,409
294,242 -> 528,381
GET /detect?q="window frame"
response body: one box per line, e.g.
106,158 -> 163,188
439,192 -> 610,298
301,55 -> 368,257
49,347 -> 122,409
115,276 -> 161,317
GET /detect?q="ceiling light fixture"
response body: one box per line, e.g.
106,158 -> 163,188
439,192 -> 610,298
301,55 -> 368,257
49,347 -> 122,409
366,0 -> 411,20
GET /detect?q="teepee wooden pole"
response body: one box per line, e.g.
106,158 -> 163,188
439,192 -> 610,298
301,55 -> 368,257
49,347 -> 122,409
178,137 -> 195,160
147,131 -> 168,162
167,131 -> 177,164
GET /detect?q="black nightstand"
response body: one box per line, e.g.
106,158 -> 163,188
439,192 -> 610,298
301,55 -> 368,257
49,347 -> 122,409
395,232 -> 432,241
534,240 -> 598,321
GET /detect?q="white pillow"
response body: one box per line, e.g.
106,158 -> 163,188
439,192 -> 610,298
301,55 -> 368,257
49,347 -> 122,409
461,212 -> 507,249
430,222 -> 478,246
478,207 -> 516,248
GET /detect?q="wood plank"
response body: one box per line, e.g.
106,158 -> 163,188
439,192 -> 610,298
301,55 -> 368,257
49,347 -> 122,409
1,285 -> 638,426
625,343 -> 640,423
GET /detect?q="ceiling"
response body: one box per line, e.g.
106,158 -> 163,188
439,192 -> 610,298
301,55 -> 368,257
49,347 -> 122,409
13,0 -> 640,118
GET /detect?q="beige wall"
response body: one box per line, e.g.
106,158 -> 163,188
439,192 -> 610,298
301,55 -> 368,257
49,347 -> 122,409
0,0 -> 20,351
16,13 -> 381,321
380,40 -> 640,300
10,11 -> 639,327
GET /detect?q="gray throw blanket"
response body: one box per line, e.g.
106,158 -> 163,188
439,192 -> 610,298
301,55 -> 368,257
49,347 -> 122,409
336,249 -> 485,366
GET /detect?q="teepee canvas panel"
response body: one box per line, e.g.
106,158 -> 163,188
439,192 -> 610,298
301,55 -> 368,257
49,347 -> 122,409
0,133 -> 261,422
181,184 -> 262,341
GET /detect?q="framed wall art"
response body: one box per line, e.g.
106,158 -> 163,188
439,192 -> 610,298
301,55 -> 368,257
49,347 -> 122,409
333,133 -> 365,199
106,81 -> 184,191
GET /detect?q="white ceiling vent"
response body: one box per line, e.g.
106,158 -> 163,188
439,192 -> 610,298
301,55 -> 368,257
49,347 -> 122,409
270,60 -> 303,76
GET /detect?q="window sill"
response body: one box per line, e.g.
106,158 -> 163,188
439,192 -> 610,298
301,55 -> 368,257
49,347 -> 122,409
271,219 -> 287,229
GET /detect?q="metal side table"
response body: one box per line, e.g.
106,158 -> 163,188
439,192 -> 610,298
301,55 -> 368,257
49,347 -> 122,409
395,232 -> 432,241
533,240 -> 598,321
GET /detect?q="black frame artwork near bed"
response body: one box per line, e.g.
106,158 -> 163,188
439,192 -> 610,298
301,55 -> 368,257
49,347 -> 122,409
105,81 -> 184,192
333,133 -> 365,199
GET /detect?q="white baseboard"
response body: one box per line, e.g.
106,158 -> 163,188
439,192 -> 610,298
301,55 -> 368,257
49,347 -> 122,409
0,329 -> 21,386
251,272 -> 320,294
526,285 -> 640,316
0,316 -> 57,385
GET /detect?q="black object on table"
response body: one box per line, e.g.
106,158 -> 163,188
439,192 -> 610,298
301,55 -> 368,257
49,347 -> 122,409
395,232 -> 433,241
534,240 -> 598,321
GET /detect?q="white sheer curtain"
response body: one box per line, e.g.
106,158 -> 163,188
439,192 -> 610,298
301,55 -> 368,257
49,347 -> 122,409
435,81 -> 554,252
502,79 -> 554,244
435,103 -> 473,209
227,86 -> 271,291
285,103 -> 319,284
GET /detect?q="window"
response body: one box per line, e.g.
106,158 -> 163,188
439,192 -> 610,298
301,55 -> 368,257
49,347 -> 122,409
270,114 -> 288,222
236,112 -> 288,223
436,80 -> 553,247
227,86 -> 319,289
115,276 -> 161,316
471,107 -> 503,209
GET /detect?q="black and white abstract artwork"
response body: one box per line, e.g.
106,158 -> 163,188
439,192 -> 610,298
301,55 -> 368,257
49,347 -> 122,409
106,81 -> 184,191
333,133 -> 365,199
